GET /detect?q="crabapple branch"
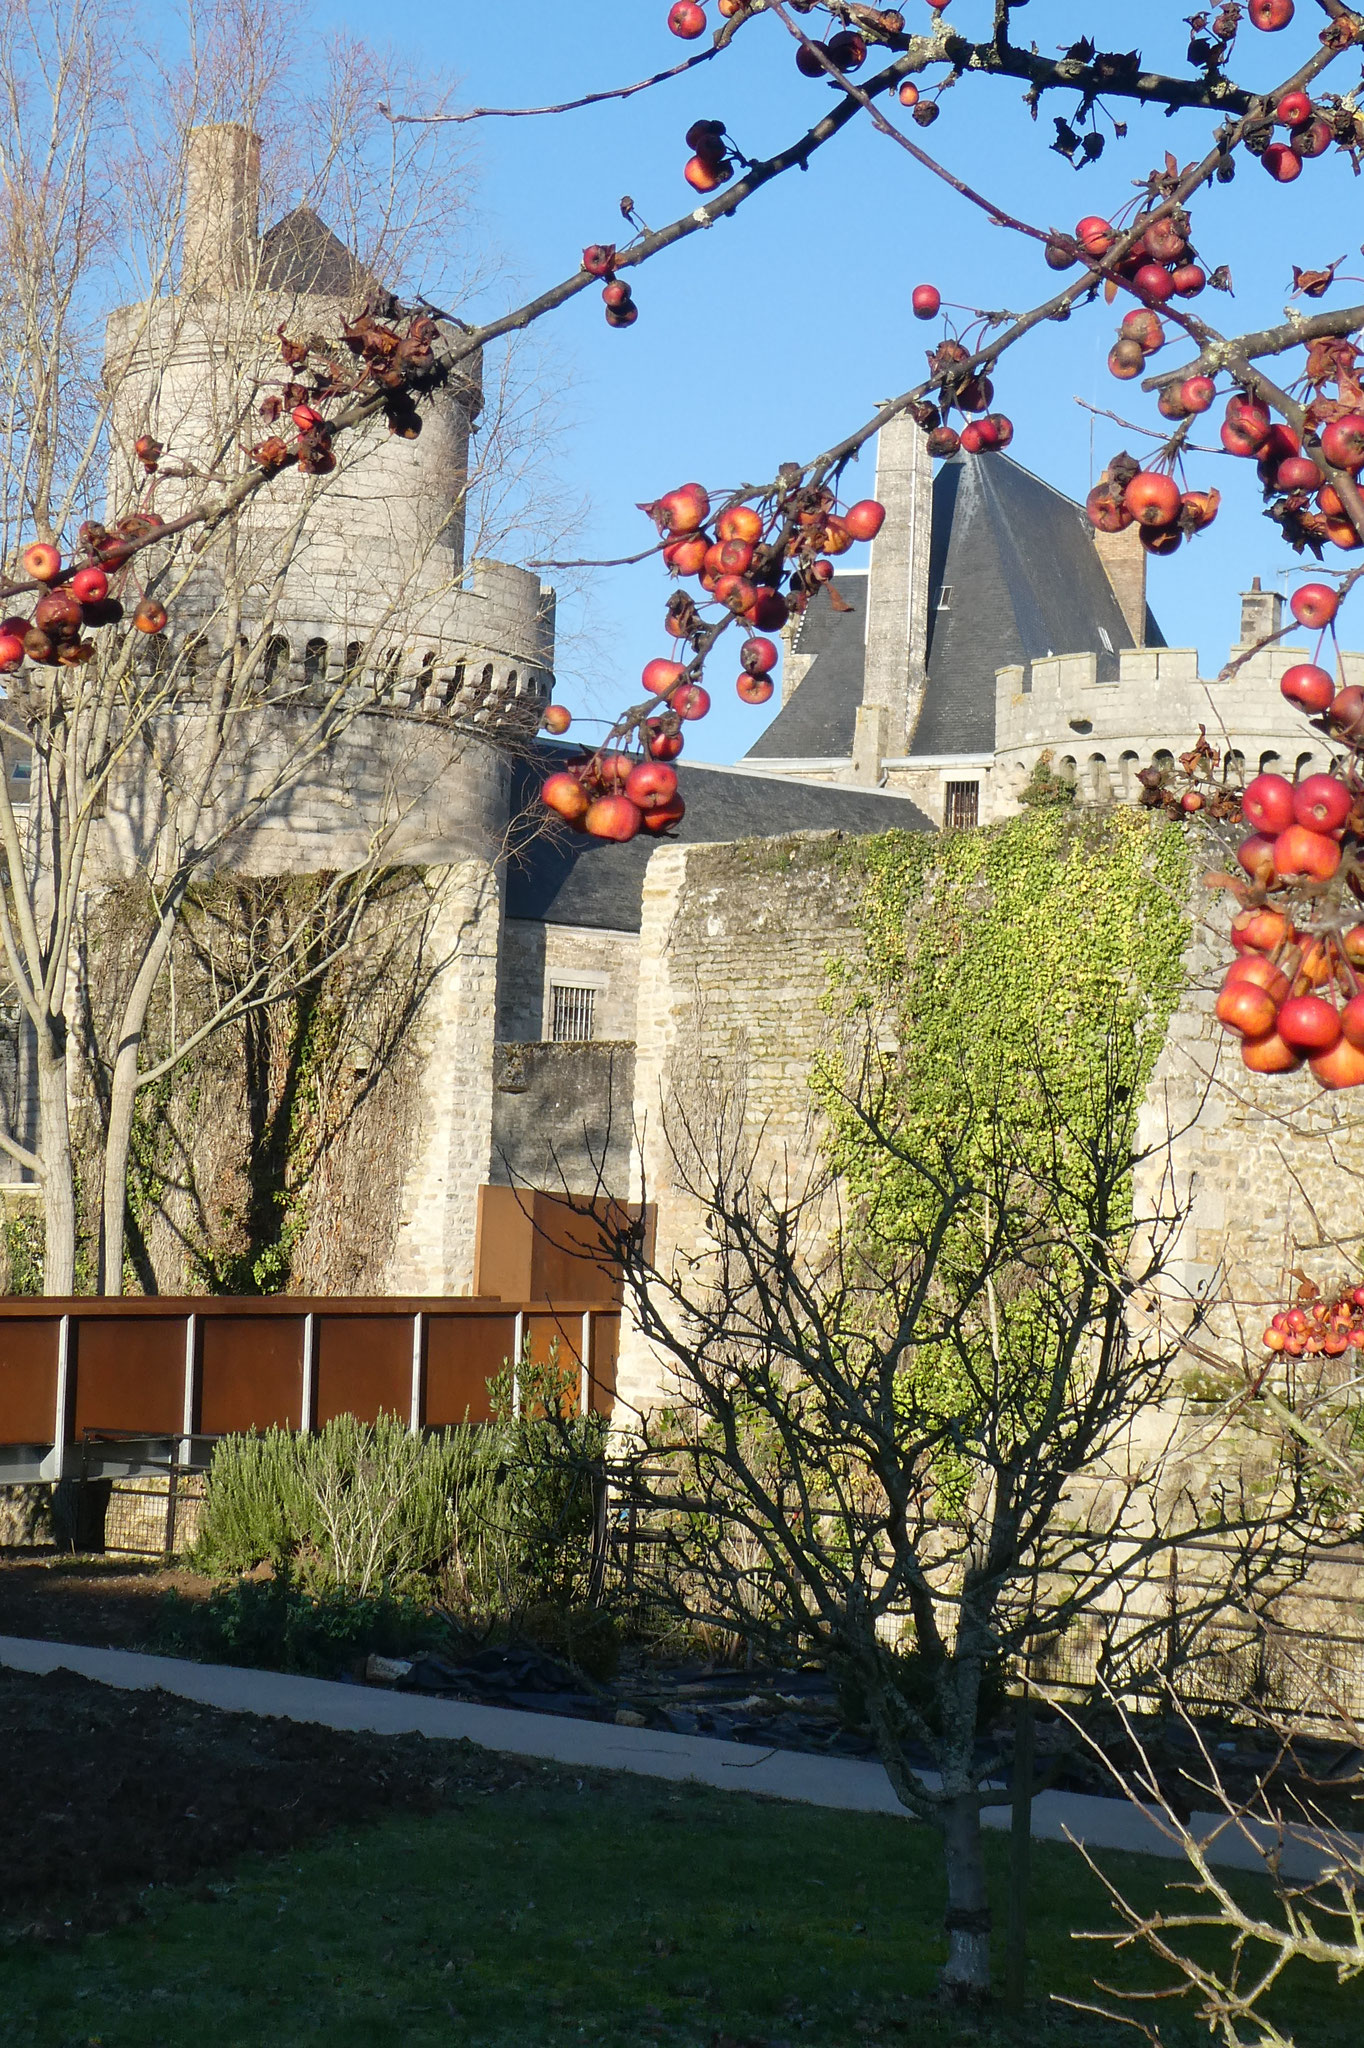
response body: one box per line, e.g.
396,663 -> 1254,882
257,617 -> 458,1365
1146,305 -> 1364,390
376,43 -> 725,126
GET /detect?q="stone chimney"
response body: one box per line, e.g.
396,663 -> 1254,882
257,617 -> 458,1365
181,123 -> 260,295
1239,575 -> 1283,646
856,408 -> 932,772
1092,522 -> 1147,647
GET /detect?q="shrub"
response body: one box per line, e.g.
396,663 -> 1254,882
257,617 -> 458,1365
192,1414 -> 489,1596
154,1572 -> 446,1676
193,1362 -> 609,1615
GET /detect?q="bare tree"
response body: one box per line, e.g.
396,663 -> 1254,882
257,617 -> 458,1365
0,0 -> 575,1292
1058,1269 -> 1364,2048
599,1041 -> 1328,2000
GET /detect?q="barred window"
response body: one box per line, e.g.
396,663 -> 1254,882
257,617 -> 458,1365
551,984 -> 596,1043
944,780 -> 979,830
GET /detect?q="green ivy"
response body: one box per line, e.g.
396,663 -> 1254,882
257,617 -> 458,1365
819,807 -> 1190,1171
812,809 -> 1192,1449
2,1209 -> 44,1295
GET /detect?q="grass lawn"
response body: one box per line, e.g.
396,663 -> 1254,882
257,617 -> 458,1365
6,1758 -> 1359,2048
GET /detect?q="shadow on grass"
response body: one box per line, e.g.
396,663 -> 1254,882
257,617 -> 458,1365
7,1762 -> 1360,2048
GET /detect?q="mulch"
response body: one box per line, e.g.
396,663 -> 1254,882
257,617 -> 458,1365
0,1661 -> 517,1944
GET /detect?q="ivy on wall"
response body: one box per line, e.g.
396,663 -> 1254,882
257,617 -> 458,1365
819,807 -> 1192,1188
812,809 -> 1193,1443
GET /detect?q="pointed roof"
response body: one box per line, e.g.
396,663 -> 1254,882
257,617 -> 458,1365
745,453 -> 1164,764
259,205 -> 377,299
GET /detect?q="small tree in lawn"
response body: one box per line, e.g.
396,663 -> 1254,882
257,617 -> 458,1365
605,814 -> 1328,1999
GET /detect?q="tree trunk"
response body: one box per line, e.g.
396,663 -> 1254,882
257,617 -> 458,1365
36,1030 -> 77,1295
99,1033 -> 140,1295
940,1790 -> 992,2000
98,923 -> 173,1295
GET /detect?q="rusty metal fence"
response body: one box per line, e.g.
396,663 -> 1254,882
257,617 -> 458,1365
0,1296 -> 620,1485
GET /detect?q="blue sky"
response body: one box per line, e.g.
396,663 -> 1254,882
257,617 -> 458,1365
306,4 -> 1362,756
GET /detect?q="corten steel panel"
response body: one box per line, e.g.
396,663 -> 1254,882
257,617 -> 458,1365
0,1319 -> 60,1443
424,1312 -> 517,1427
314,1314 -> 412,1426
73,1316 -> 186,1437
529,1195 -> 626,1307
524,1310 -> 585,1417
473,1186 -> 535,1303
199,1316 -> 306,1436
589,1313 -> 620,1418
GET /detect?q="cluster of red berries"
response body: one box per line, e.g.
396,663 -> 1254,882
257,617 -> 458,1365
1262,1285 -> 1364,1357
0,526 -> 170,676
1135,728 -> 1243,822
793,26 -> 871,78
1070,210 -> 1207,311
582,245 -> 638,329
912,341 -> 1014,461
1218,892 -> 1364,1087
1255,85 -> 1337,183
541,747 -> 687,846
251,312 -> 439,471
535,474 -> 885,837
1086,450 -> 1219,558
645,479 -> 885,657
682,119 -> 734,195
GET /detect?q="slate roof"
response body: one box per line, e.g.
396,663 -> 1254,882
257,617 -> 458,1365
259,206 -> 377,299
505,747 -> 930,933
745,453 -> 1165,763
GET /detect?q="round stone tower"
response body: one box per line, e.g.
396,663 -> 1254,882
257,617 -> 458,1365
102,123 -> 556,745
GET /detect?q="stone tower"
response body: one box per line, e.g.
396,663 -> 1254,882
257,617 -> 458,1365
88,124 -> 567,1293
103,123 -> 556,739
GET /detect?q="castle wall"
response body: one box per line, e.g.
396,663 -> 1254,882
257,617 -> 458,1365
384,859 -> 504,1296
992,642 -> 1364,814
618,831 -> 863,1414
616,822 -> 1363,1417
496,920 -> 640,1045
95,704 -> 514,877
490,1041 -> 636,1197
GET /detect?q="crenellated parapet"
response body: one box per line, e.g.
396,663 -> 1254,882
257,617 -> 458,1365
993,636 -> 1364,812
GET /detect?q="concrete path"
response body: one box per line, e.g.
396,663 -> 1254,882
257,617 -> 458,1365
2,1633 -> 1354,1884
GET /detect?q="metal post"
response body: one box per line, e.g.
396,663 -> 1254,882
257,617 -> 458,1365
164,1438 -> 180,1559
181,1312 -> 198,1452
1005,1686 -> 1035,2013
49,1313 -> 73,1482
409,1311 -> 425,1433
511,1310 -> 524,1418
301,1312 -> 317,1432
580,1311 -> 592,1417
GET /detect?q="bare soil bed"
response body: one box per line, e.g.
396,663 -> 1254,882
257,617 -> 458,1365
0,1550 -> 214,1649
0,1660 -> 514,1944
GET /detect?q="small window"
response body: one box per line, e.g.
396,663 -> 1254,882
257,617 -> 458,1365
937,585 -> 952,611
944,780 -> 979,830
262,635 -> 290,689
551,984 -> 596,1043
303,637 -> 328,687
1098,626 -> 1113,653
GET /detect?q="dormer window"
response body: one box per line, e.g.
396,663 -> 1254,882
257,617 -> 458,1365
937,585 -> 952,611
